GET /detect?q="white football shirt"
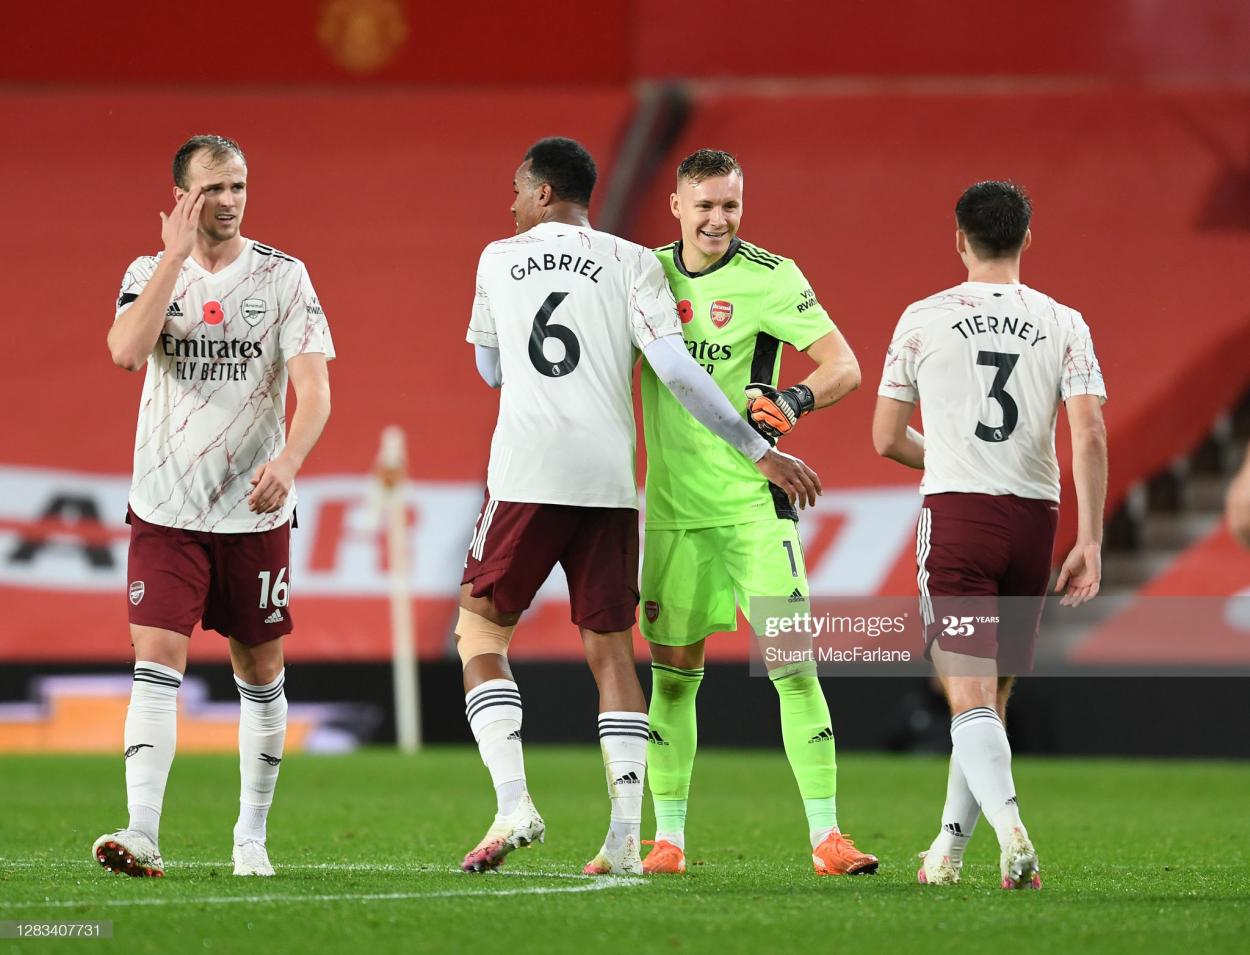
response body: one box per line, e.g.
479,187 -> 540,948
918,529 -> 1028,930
115,239 -> 335,532
467,222 -> 682,508
878,282 -> 1106,501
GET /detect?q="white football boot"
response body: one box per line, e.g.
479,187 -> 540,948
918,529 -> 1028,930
233,839 -> 275,877
582,831 -> 643,875
917,849 -> 961,885
999,828 -> 1042,890
460,793 -> 546,872
92,829 -> 165,878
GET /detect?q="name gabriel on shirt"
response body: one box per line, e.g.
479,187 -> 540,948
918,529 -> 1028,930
510,254 -> 603,284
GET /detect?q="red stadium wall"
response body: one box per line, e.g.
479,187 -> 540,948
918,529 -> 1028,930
10,1 -> 1250,87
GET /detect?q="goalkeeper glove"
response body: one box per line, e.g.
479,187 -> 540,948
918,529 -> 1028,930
745,382 -> 815,441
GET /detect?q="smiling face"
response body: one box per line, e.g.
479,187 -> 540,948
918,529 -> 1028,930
175,149 -> 248,244
671,171 -> 743,272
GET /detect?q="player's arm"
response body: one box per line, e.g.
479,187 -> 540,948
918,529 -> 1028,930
643,334 -> 821,508
108,188 -> 203,372
248,353 -> 331,514
474,344 -> 502,389
745,329 -> 861,440
1054,394 -> 1107,606
872,396 -> 925,469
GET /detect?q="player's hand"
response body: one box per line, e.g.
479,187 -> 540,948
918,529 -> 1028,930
248,454 -> 297,513
1054,541 -> 1101,607
755,448 -> 821,510
745,383 -> 815,441
1225,456 -> 1250,548
159,187 -> 204,261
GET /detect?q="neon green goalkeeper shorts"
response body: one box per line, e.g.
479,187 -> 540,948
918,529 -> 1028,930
639,518 -> 810,645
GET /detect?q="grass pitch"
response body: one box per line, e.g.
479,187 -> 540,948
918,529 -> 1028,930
2,749 -> 1248,954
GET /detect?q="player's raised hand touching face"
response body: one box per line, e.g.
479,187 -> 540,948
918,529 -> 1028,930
160,187 -> 204,260
755,448 -> 821,510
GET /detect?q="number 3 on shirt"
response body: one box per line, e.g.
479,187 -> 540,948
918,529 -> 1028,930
528,291 -> 581,377
975,350 -> 1020,443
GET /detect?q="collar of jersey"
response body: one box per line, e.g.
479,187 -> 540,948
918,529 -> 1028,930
671,237 -> 742,279
184,238 -> 253,279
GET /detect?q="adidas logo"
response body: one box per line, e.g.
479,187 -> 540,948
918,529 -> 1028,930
943,822 -> 965,836
648,730 -> 669,746
613,771 -> 641,786
124,743 -> 154,759
165,302 -> 183,317
258,753 -> 283,766
264,609 -> 284,624
506,730 -> 522,741
1006,795 -> 1018,806
808,727 -> 835,744
787,588 -> 805,603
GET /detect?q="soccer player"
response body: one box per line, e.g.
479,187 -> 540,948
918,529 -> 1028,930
459,138 -> 821,876
873,181 -> 1107,889
1226,450 -> 1250,547
639,149 -> 878,877
93,135 -> 334,878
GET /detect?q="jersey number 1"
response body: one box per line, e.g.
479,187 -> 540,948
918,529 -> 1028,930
974,350 -> 1020,443
528,291 -> 581,377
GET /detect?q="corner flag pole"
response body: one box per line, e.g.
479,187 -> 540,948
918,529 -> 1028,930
375,426 -> 421,753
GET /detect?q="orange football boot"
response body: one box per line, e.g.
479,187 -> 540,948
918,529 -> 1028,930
642,839 -> 687,874
812,830 -> 879,875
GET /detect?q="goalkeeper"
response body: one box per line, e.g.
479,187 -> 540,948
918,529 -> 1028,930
639,149 -> 877,876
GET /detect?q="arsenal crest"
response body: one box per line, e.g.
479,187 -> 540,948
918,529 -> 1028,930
129,581 -> 145,606
645,600 -> 660,623
241,297 -> 267,326
710,300 -> 734,328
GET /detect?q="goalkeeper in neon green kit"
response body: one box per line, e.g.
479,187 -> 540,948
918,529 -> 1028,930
639,149 -> 877,876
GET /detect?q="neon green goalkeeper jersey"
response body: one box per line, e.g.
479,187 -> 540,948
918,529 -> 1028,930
641,238 -> 836,529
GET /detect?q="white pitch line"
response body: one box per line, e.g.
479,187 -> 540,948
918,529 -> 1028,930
0,859 -> 601,878
3,878 -> 647,910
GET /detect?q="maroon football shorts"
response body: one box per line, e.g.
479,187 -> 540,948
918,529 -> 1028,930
461,492 -> 640,633
126,507 -> 294,647
916,492 -> 1059,674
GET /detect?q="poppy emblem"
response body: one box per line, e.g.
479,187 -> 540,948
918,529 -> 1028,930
677,300 -> 694,324
203,300 -> 224,326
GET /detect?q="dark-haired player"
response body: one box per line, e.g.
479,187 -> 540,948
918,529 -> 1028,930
94,135 -> 334,878
459,138 -> 821,875
638,148 -> 877,877
873,180 -> 1107,889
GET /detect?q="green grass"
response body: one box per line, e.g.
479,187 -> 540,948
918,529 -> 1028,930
2,749 -> 1248,954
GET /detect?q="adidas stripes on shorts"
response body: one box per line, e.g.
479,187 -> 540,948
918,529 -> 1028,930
126,507 -> 294,646
461,492 -> 641,632
916,492 -> 1058,673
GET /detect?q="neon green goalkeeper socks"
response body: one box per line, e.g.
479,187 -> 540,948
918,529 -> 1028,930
647,663 -> 703,830
772,667 -> 838,831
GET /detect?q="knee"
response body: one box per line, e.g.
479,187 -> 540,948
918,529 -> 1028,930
455,608 -> 515,669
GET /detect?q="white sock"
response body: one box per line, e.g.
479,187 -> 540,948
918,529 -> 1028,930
124,662 -> 182,844
598,711 -> 648,848
950,706 -> 1025,848
465,679 -> 526,815
234,670 -> 287,845
929,754 -> 980,864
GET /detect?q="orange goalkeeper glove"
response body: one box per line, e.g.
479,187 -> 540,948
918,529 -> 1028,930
744,382 -> 815,442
